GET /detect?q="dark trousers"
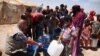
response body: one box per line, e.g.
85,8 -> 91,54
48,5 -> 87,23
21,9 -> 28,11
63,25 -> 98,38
10,51 -> 27,56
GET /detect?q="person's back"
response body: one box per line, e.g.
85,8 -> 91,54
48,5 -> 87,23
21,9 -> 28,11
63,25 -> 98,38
5,25 -> 27,56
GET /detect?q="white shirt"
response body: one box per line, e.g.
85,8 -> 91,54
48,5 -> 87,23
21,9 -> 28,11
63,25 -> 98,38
61,25 -> 76,41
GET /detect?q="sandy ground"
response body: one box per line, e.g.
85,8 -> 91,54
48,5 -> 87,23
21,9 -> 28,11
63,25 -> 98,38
0,24 -> 100,56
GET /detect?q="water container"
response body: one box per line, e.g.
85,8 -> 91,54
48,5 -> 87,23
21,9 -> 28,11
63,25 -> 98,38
47,40 -> 64,56
91,38 -> 98,47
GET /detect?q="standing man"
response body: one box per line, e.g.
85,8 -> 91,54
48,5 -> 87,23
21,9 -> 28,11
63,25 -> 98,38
21,7 -> 33,37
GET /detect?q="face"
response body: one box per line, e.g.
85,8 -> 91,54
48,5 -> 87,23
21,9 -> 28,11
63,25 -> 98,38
65,20 -> 71,26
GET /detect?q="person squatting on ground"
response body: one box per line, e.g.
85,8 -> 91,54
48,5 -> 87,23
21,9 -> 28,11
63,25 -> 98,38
5,20 -> 42,56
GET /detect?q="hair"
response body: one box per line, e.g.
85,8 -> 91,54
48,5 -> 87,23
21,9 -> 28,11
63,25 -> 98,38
72,5 -> 81,16
64,15 -> 72,22
26,7 -> 32,13
60,4 -> 64,8
47,5 -> 50,9
21,14 -> 27,20
55,6 -> 59,10
64,5 -> 67,9
84,19 -> 91,27
42,9 -> 47,15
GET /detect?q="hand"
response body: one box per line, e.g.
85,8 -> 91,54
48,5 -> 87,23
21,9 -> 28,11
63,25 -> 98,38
58,40 -> 61,44
37,43 -> 42,47
68,44 -> 71,48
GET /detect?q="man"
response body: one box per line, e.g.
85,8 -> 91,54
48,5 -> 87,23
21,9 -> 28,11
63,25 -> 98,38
5,20 -> 41,56
21,7 -> 33,37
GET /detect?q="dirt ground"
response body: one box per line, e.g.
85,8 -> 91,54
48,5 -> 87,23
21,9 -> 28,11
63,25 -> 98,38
0,24 -> 100,56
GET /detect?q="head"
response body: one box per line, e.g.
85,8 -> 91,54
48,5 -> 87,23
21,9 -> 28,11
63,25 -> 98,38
60,4 -> 64,9
84,19 -> 90,27
36,7 -> 42,12
25,7 -> 32,15
55,6 -> 59,11
64,5 -> 67,9
42,9 -> 47,15
89,10 -> 96,17
18,20 -> 28,33
21,14 -> 27,20
64,15 -> 72,26
81,8 -> 84,12
72,5 -> 81,15
47,5 -> 50,10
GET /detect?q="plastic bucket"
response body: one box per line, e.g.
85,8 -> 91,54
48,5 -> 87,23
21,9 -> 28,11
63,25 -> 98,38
91,38 -> 98,47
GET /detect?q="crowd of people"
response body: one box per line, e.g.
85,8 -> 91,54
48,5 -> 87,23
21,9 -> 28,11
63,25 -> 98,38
4,4 -> 100,56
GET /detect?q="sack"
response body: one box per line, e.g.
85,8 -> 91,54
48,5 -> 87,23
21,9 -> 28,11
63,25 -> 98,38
47,40 -> 64,56
91,34 -> 97,39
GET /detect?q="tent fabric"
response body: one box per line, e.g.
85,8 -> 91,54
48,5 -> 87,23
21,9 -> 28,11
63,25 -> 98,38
0,0 -> 36,24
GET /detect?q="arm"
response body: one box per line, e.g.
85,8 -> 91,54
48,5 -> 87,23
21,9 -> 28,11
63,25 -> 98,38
16,33 -> 41,46
58,30 -> 64,43
25,37 -> 41,46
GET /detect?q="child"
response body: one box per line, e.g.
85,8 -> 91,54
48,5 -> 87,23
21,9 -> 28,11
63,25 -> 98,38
58,15 -> 77,56
81,20 -> 92,48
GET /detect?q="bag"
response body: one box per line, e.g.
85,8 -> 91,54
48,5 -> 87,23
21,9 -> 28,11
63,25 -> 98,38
47,40 -> 64,56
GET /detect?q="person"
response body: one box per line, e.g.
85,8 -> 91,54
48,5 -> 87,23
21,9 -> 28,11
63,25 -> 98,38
55,6 -> 60,19
97,15 -> 100,47
31,8 -> 43,40
71,5 -> 86,56
58,16 -> 77,56
81,20 -> 92,48
64,5 -> 68,16
38,31 -> 50,56
5,20 -> 42,56
96,15 -> 100,40
0,50 -> 2,56
21,7 -> 33,37
46,5 -> 50,15
91,15 -> 100,47
87,10 -> 96,22
49,13 -> 59,41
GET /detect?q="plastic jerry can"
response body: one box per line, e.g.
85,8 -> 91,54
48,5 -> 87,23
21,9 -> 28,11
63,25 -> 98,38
47,40 -> 64,56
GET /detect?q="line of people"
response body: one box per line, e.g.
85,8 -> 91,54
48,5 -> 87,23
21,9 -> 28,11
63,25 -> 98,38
5,4 -> 100,56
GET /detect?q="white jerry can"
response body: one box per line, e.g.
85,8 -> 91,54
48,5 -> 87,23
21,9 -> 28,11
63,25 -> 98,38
47,40 -> 64,56
91,38 -> 98,47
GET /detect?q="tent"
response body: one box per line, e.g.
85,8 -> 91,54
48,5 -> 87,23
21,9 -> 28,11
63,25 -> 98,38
0,0 -> 36,24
